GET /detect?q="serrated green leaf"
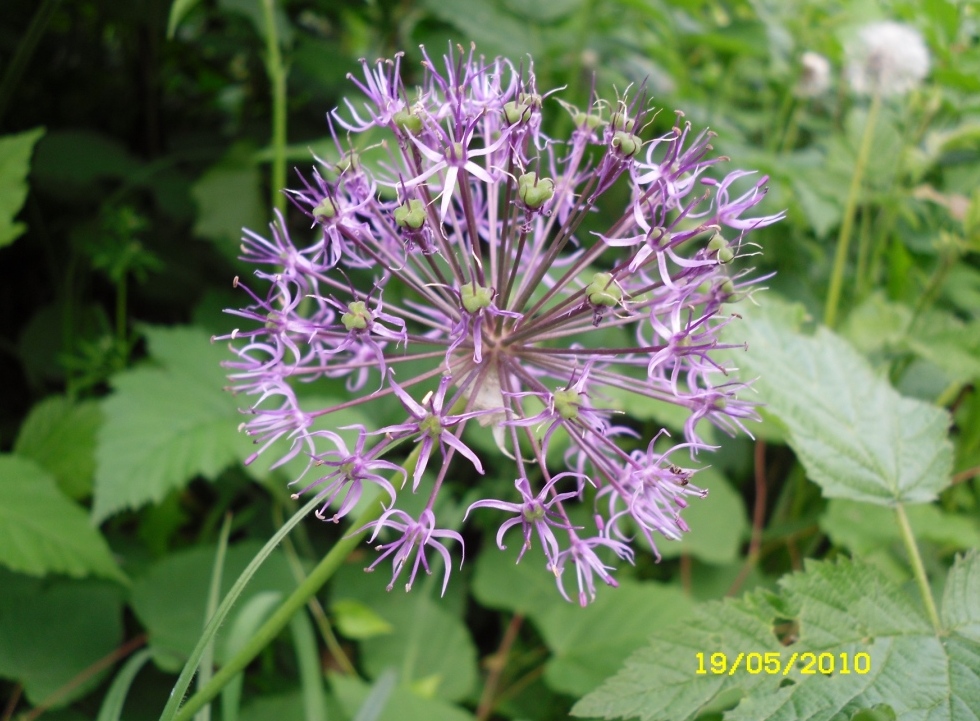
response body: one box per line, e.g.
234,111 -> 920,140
0,127 -> 44,247
0,455 -> 125,582
572,591 -> 783,721
14,396 -> 102,499
92,325 -> 252,521
575,555 -> 980,721
722,298 -> 953,505
0,569 -> 124,705
540,580 -> 693,696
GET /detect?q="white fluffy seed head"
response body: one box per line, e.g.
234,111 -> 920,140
796,51 -> 832,98
846,21 -> 930,97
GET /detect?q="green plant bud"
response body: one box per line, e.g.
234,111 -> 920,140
393,108 -> 422,134
394,199 -> 426,229
707,233 -> 735,263
609,110 -> 635,133
518,172 -> 555,209
503,100 -> 533,125
552,388 -> 581,420
461,283 -> 493,313
313,198 -> 338,220
341,300 -> 371,331
335,151 -> 360,174
586,272 -> 622,307
611,131 -> 641,158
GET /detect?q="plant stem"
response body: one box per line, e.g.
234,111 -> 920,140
261,0 -> 288,213
894,503 -> 942,635
823,90 -> 881,328
172,497 -> 385,721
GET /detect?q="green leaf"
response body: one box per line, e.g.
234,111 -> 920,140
539,580 -> 693,696
331,598 -> 395,639
722,298 -> 953,505
129,541 -> 295,671
166,0 -> 202,37
358,595 -> 479,702
92,325 -> 251,522
14,396 -> 102,499
575,554 -> 980,721
0,455 -> 125,582
330,674 -> 476,721
190,144 -> 266,261
31,130 -> 143,197
822,499 -> 980,555
472,539 -> 569,617
419,0 -> 537,58
95,649 -> 154,721
572,590 -> 783,720
0,569 -> 124,706
0,127 -> 44,247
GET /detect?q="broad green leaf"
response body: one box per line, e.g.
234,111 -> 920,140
92,325 -> 252,522
572,590 -> 783,720
575,555 -> 980,721
190,144 -> 265,261
358,594 -> 479,702
0,569 -> 124,706
722,298 -> 953,505
129,541 -> 295,671
331,598 -> 395,639
539,580 -> 693,696
472,538 -> 568,616
0,455 -> 125,582
31,130 -> 143,196
822,499 -> 980,555
419,0 -> 537,58
330,674 -> 476,721
0,127 -> 44,247
14,396 -> 102,499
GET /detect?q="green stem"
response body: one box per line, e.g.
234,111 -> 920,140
261,0 -> 288,213
823,91 -> 881,328
172,496 -> 384,721
894,503 -> 942,635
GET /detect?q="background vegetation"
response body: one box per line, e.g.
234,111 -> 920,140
1,0 -> 978,720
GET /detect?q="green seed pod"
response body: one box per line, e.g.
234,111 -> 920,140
611,131 -> 641,158
313,198 -> 338,220
586,272 -> 622,307
461,283 -> 494,313
609,110 -> 635,133
334,151 -> 360,174
394,199 -> 427,229
707,233 -> 735,264
341,300 -> 371,331
552,388 -> 581,420
517,172 -> 555,209
503,100 -> 532,125
393,108 -> 423,135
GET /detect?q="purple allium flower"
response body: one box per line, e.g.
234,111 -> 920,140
219,45 -> 781,603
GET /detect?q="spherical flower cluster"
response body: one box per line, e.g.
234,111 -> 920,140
846,21 -> 930,97
219,46 -> 782,605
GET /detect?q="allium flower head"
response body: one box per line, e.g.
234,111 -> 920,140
219,45 -> 781,604
846,21 -> 930,97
